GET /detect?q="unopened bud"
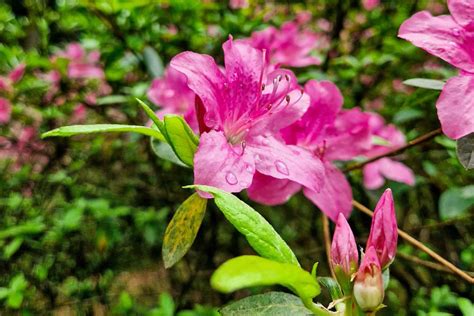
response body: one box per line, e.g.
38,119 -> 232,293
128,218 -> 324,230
331,213 -> 359,276
353,246 -> 384,312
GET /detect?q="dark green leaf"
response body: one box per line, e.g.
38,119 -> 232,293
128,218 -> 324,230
457,133 -> 474,169
150,138 -> 187,167
220,292 -> 312,316
42,124 -> 165,141
403,78 -> 445,90
144,46 -> 164,78
211,256 -> 320,299
162,193 -> 207,268
439,186 -> 474,220
188,185 -> 299,266
318,277 -> 343,301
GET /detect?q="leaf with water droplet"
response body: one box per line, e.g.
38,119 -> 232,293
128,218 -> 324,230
162,193 -> 207,268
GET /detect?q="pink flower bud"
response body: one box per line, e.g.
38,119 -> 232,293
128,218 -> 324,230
8,64 -> 26,83
366,188 -> 398,268
331,213 -> 359,276
353,246 -> 384,311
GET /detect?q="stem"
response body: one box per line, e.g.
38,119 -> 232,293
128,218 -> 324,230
322,214 -> 336,279
344,128 -> 442,172
352,200 -> 474,284
302,298 -> 337,316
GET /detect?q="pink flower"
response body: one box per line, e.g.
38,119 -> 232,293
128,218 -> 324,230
353,246 -> 384,311
170,38 -> 324,194
0,64 -> 25,93
331,213 -> 359,276
398,0 -> 474,139
70,104 -> 87,124
56,43 -> 105,80
242,21 -> 322,69
247,80 -> 355,221
0,98 -> 12,124
362,0 -> 380,11
229,0 -> 248,9
366,189 -> 398,268
147,66 -> 198,131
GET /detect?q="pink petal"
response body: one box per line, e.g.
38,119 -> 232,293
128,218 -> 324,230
448,0 -> 474,30
193,130 -> 255,194
363,158 -> 415,190
303,161 -> 353,222
68,64 -> 104,79
436,74 -> 474,139
247,135 -> 324,193
398,11 -> 474,73
8,64 -> 26,83
363,161 -> 386,190
331,213 -> 358,274
0,98 -> 12,124
247,172 -> 301,205
170,51 -> 226,119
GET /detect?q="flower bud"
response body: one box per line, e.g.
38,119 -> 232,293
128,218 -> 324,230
331,213 -> 359,276
353,246 -> 384,311
366,188 -> 398,268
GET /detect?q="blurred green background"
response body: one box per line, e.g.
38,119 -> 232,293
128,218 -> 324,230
0,0 -> 473,314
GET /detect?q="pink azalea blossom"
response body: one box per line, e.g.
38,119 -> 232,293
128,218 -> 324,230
0,98 -> 12,124
353,246 -> 384,311
362,0 -> 380,11
55,43 -> 105,80
229,0 -> 248,9
398,0 -> 474,139
241,21 -> 322,69
331,213 -> 359,275
0,64 -> 25,93
366,188 -> 398,268
147,66 -> 198,131
170,38 -> 324,194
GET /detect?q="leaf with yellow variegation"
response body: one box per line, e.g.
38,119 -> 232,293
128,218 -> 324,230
162,193 -> 207,268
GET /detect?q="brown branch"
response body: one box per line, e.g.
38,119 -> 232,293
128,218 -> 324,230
344,128 -> 442,173
352,200 -> 474,284
322,214 -> 335,279
397,252 -> 463,275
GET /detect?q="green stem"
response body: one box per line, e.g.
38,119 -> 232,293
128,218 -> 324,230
302,298 -> 338,316
344,298 -> 353,316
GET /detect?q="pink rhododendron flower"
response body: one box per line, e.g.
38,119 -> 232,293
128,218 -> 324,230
170,38 -> 324,194
70,104 -> 88,124
247,80 -> 356,220
353,246 -> 384,311
241,21 -> 322,69
0,98 -> 12,124
55,43 -> 105,80
398,0 -> 474,139
331,213 -> 359,276
147,66 -> 198,131
229,0 -> 248,9
366,188 -> 398,268
362,0 -> 380,11
0,64 -> 25,93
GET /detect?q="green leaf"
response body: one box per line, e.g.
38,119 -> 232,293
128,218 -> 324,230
0,222 -> 45,239
3,238 -> 23,259
162,193 -> 207,268
41,124 -> 165,141
211,256 -> 320,299
143,46 -> 164,78
150,138 -> 188,167
159,293 -> 176,316
136,98 -> 165,135
439,186 -> 474,220
457,133 -> 474,169
318,277 -> 343,301
403,78 -> 445,90
189,185 -> 299,266
220,292 -> 312,316
7,291 -> 23,309
458,297 -> 474,316
96,95 -> 130,105
163,115 -> 199,167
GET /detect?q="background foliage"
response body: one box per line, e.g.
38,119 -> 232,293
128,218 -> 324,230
0,0 -> 473,314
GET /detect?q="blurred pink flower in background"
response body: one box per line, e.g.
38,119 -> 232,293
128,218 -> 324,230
0,98 -> 12,124
399,0 -> 474,139
229,0 -> 248,9
147,66 -> 198,131
0,64 -> 25,93
362,0 -> 380,11
55,43 -> 105,80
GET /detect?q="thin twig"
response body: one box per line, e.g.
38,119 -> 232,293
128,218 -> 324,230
397,252 -> 456,274
322,214 -> 335,279
344,128 -> 442,172
352,200 -> 474,284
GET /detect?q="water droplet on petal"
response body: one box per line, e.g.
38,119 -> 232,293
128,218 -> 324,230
275,160 -> 289,175
254,154 -> 262,163
261,137 -> 270,146
225,172 -> 238,185
245,164 -> 254,173
453,28 -> 461,37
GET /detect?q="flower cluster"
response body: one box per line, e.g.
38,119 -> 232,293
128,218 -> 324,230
148,20 -> 415,221
399,0 -> 474,140
331,189 -> 398,311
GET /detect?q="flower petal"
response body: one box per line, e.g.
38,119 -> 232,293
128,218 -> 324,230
436,74 -> 474,139
247,135 -> 324,193
448,0 -> 474,30
303,161 -> 352,222
193,130 -> 255,194
363,158 -> 415,190
398,11 -> 474,73
247,172 -> 302,205
0,98 -> 12,124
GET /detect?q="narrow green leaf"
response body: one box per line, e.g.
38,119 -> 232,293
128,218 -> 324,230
143,46 -> 164,78
164,115 -> 199,167
162,193 -> 207,268
188,185 -> 299,266
220,292 -> 312,316
211,256 -> 320,299
403,78 -> 445,90
41,124 -> 165,141
150,138 -> 188,167
457,133 -> 474,169
136,98 -> 166,136
96,95 -> 129,105
0,222 -> 45,239
318,277 -> 343,301
3,238 -> 24,259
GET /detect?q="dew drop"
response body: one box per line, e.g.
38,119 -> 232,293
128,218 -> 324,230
453,28 -> 461,37
254,154 -> 262,163
225,171 -> 238,185
275,160 -> 289,175
261,137 -> 270,146
245,164 -> 254,173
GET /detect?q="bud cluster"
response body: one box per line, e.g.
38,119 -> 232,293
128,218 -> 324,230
330,189 -> 398,312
